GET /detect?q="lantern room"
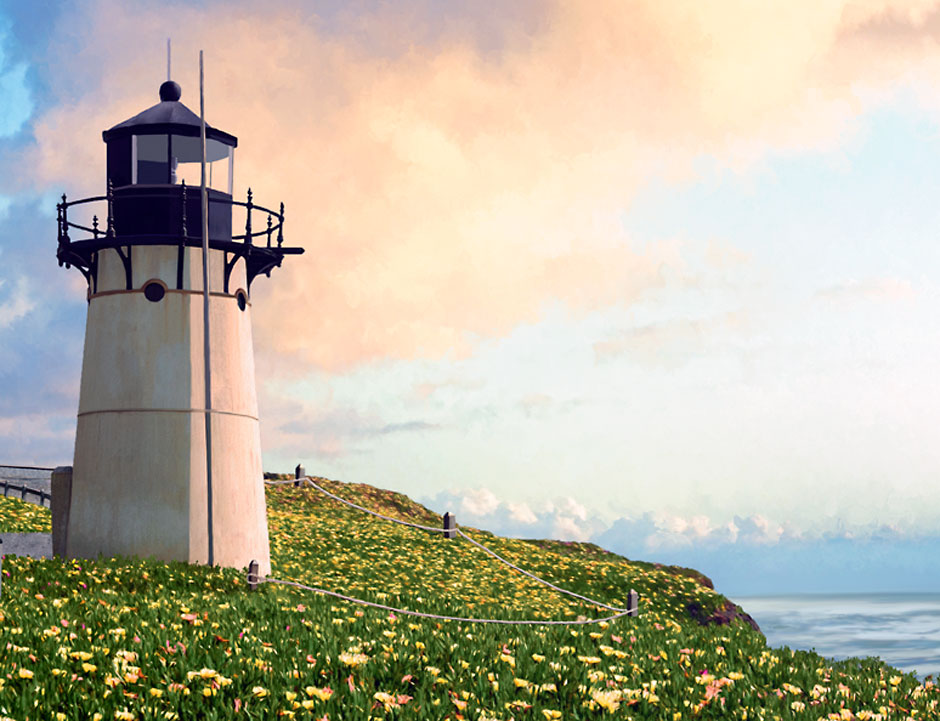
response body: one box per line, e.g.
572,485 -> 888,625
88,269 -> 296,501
57,79 -> 302,295
103,80 -> 235,193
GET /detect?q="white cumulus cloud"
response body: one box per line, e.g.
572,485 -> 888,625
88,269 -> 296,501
0,277 -> 34,329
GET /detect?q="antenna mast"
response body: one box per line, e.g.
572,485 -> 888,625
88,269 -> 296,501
166,38 -> 171,81
199,49 -> 215,567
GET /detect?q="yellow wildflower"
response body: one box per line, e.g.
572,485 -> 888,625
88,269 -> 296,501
339,651 -> 370,667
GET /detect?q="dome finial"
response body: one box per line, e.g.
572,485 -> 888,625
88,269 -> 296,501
159,81 -> 181,102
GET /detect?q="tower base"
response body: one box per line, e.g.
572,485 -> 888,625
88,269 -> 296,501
68,409 -> 271,577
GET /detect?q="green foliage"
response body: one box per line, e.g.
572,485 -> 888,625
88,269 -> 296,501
0,477 -> 934,719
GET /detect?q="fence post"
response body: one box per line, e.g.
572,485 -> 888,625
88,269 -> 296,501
294,463 -> 305,488
248,559 -> 259,591
20,485 -> 26,500
51,466 -> 73,558
627,589 -> 639,617
443,512 -> 456,539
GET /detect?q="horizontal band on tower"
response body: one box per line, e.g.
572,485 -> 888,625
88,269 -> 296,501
88,288 -> 251,304
77,408 -> 259,421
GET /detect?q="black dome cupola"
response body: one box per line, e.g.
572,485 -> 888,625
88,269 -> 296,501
159,80 -> 181,101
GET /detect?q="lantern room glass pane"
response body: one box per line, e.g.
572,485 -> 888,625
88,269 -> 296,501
171,135 -> 233,194
131,134 -> 233,192
134,134 -> 169,184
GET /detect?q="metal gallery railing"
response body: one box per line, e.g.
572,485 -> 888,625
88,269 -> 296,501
57,182 -> 285,249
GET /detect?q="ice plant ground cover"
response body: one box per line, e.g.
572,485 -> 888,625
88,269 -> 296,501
0,481 -> 936,719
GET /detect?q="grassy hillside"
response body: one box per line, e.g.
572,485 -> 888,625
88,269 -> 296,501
0,477 -> 934,719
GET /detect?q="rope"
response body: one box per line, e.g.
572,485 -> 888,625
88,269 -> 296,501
454,528 -> 626,613
250,575 -> 632,626
261,476 -> 636,625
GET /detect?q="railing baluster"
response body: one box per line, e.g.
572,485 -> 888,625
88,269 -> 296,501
181,181 -> 188,238
106,179 -> 115,237
245,188 -> 253,245
266,214 -> 272,248
277,202 -> 284,247
92,215 -> 99,239
61,194 -> 70,243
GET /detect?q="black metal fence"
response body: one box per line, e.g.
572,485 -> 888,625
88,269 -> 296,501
0,465 -> 54,508
0,480 -> 51,508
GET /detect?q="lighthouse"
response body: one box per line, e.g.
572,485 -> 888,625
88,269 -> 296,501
55,78 -> 302,577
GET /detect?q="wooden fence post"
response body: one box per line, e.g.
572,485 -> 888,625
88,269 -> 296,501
248,559 -> 259,591
294,463 -> 305,488
51,466 -> 73,558
627,589 -> 639,617
443,512 -> 456,539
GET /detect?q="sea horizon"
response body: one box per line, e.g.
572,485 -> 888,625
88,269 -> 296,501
736,592 -> 940,681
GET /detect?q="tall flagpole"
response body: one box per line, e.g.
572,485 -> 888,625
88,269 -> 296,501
199,50 -> 215,566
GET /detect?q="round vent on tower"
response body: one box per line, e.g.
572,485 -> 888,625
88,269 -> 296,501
143,279 -> 167,302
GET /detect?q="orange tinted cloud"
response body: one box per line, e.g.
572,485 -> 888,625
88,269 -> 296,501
17,0 -> 940,371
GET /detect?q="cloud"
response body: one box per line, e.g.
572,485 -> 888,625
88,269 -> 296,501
14,0 -> 940,373
413,485 -> 940,593
0,411 -> 75,465
517,393 -> 583,419
459,487 -> 500,516
412,377 -> 485,400
421,486 -> 815,554
506,501 -> 538,524
419,486 -> 608,542
0,277 -> 34,329
0,19 -> 33,138
592,311 -> 746,366
815,276 -> 916,302
270,402 -> 440,460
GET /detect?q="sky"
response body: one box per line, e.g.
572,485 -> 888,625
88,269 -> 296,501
1,0 -> 940,596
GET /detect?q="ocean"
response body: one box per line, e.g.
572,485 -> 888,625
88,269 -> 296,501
738,594 -> 940,680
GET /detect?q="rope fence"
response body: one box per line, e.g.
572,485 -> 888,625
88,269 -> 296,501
254,476 -> 639,626
0,463 -> 640,625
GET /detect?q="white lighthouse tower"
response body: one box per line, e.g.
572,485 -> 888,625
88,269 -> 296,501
56,78 -> 302,576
